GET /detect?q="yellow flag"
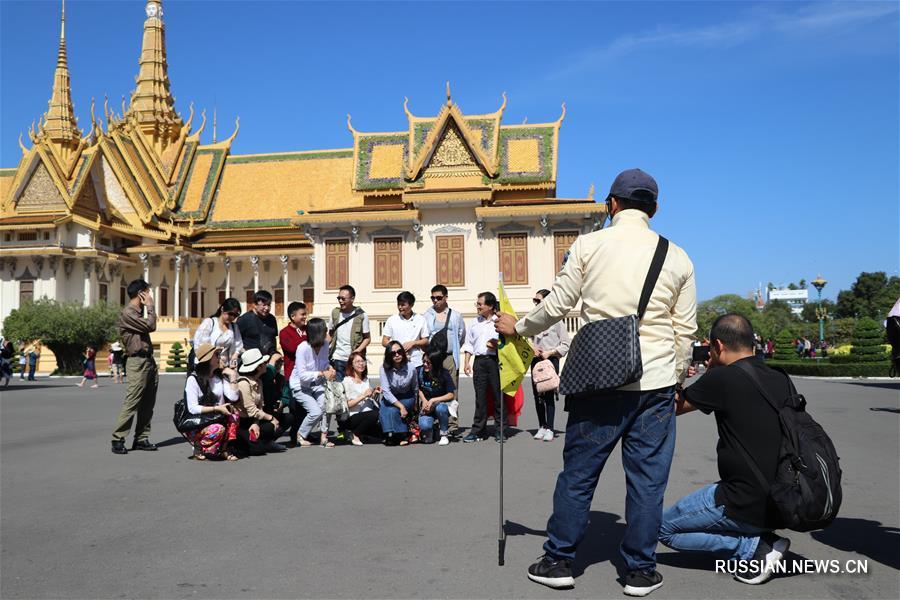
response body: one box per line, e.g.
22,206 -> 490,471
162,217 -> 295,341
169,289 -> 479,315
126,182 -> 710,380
497,276 -> 534,394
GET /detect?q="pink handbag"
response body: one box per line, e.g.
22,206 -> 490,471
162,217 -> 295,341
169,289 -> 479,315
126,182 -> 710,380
532,359 -> 560,394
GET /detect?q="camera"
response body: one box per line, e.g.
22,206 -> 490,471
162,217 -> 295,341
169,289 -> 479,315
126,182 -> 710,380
692,345 -> 710,363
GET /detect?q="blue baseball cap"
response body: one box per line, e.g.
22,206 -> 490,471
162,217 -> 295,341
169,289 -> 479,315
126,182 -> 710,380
606,168 -> 659,204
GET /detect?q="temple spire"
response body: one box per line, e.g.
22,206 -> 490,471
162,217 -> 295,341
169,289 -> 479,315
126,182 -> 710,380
126,0 -> 183,152
39,0 -> 82,155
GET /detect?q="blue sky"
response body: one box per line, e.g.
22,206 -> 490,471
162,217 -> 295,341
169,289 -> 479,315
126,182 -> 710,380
2,0 -> 898,302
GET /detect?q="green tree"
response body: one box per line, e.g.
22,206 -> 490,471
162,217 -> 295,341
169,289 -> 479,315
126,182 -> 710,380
2,299 -> 119,374
774,329 -> 798,361
850,318 -> 889,363
834,272 -> 900,319
801,299 -> 836,323
798,278 -> 807,289
755,300 -> 798,340
695,294 -> 757,338
167,341 -> 187,373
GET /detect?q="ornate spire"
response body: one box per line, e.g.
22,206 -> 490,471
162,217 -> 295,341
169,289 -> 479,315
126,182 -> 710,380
39,0 -> 82,156
126,0 -> 183,151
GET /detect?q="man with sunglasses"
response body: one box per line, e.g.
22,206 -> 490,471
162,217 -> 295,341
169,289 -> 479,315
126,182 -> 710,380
328,285 -> 370,382
424,285 -> 466,432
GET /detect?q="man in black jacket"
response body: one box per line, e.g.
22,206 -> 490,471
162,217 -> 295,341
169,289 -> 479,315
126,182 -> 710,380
659,313 -> 790,585
237,290 -> 278,355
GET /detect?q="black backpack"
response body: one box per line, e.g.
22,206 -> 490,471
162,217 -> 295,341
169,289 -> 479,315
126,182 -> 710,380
427,309 -> 453,356
735,361 -> 842,532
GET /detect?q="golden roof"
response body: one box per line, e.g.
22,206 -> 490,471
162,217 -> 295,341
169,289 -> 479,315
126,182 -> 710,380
209,150 -> 355,227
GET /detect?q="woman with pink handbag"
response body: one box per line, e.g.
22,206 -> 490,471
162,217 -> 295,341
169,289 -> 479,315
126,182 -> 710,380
529,289 -> 571,442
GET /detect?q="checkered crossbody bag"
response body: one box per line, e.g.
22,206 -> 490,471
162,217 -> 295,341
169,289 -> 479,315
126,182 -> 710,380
558,236 -> 669,396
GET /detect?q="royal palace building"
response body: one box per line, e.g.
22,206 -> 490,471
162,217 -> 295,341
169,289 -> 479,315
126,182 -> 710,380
0,0 -> 604,372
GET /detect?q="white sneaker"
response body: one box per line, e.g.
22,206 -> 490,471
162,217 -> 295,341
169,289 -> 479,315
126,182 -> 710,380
543,429 -> 555,442
534,427 -> 546,440
438,435 -> 450,446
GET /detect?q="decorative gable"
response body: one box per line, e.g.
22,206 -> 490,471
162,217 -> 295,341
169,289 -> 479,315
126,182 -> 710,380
423,121 -> 482,178
16,162 -> 68,212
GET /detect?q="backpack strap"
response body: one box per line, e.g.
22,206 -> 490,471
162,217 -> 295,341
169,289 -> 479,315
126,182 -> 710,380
442,308 -> 452,333
637,236 -> 669,320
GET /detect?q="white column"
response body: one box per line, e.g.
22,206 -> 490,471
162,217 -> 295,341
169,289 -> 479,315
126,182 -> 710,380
82,258 -> 94,307
251,255 -> 260,293
223,257 -> 231,298
182,255 -> 191,318
280,254 -> 289,319
140,253 -> 150,282
196,259 -> 205,316
174,253 -> 182,321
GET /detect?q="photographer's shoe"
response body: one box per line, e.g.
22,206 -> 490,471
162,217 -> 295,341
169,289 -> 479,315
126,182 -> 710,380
624,570 -> 663,596
130,439 -> 158,451
527,555 -> 574,589
734,533 -> 790,585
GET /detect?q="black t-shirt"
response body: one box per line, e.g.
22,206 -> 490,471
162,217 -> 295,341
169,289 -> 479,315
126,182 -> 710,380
684,356 -> 787,528
237,311 -> 279,355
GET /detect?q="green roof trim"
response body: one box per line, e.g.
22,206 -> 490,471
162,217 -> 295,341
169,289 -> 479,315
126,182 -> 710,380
496,126 -> 556,184
228,150 -> 353,164
207,218 -> 293,229
355,134 -> 408,191
170,140 -> 198,206
0,168 -> 18,176
175,148 -> 226,219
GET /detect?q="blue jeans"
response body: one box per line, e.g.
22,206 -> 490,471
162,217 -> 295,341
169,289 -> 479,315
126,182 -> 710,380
543,386 -> 676,572
331,360 -> 347,383
418,402 -> 450,440
659,484 -> 767,561
380,396 -> 415,433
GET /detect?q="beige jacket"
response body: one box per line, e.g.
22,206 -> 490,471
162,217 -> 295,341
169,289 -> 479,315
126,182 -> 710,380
515,209 -> 697,391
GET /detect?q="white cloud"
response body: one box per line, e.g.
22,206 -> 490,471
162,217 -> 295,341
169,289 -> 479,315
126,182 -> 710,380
555,1 -> 898,79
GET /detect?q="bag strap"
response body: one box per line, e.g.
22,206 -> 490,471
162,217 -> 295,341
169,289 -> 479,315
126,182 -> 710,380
637,236 -> 669,320
442,308 -> 452,333
333,308 -> 362,332
731,424 -> 772,492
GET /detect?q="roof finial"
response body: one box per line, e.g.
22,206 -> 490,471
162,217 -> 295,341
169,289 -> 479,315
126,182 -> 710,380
212,105 -> 217,143
403,97 -> 413,120
346,113 -> 358,136
446,81 -> 452,106
195,108 -> 207,137
18,133 -> 28,155
61,0 -> 65,40
497,91 -> 507,115
224,116 -> 240,145
556,102 -> 567,125
38,0 -> 82,152
587,182 -> 595,200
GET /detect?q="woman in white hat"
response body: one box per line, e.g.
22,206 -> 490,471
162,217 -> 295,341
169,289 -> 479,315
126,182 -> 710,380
233,348 -> 287,454
182,343 -> 240,461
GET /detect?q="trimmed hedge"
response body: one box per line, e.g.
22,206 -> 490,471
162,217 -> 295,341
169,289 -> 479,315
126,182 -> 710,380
774,329 -> 798,362
850,318 -> 889,362
767,360 -> 891,377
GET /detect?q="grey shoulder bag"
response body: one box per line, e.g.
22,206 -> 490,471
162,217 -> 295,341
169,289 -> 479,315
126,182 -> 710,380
558,235 -> 669,396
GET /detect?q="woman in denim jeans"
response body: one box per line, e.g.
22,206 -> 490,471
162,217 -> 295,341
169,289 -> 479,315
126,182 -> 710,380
416,350 -> 455,446
379,341 -> 418,446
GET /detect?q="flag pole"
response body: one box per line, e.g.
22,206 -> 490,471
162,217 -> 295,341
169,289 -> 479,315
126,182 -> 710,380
498,273 -> 506,566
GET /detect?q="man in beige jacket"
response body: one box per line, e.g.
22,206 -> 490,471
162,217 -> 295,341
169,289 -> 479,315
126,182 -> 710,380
496,168 -> 696,596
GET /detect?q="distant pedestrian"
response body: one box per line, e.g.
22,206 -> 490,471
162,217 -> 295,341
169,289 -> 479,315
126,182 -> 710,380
110,341 -> 124,384
0,339 -> 14,386
27,343 -> 40,381
18,347 -> 26,379
77,345 -> 99,388
110,279 -> 159,455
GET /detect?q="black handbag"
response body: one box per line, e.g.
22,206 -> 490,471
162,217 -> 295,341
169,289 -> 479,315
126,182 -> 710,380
559,236 -> 669,396
173,375 -> 227,433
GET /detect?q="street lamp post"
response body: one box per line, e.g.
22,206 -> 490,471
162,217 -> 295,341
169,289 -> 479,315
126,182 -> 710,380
812,275 -> 827,343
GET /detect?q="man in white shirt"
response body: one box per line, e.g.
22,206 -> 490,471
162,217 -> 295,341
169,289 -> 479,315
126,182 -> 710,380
381,291 -> 430,368
496,168 -> 697,597
327,285 -> 370,382
461,292 -> 502,443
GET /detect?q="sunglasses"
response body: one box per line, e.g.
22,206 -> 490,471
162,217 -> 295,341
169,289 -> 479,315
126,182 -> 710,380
336,296 -> 351,302
390,349 -> 404,356
227,311 -> 241,318
430,296 -> 444,302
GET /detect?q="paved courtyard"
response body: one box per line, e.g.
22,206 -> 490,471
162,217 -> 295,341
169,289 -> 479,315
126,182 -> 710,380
1,374 -> 898,599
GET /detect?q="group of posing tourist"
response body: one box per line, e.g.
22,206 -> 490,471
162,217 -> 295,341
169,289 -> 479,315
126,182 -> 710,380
109,281 -> 569,458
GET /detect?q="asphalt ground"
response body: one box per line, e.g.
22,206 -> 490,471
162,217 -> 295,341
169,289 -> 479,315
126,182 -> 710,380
1,375 -> 898,600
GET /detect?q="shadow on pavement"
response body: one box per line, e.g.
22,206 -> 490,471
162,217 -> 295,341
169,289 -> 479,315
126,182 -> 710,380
156,435 -> 188,448
1,384 -> 68,392
811,517 -> 900,570
841,381 -> 900,391
869,407 -> 900,414
505,512 -> 628,577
